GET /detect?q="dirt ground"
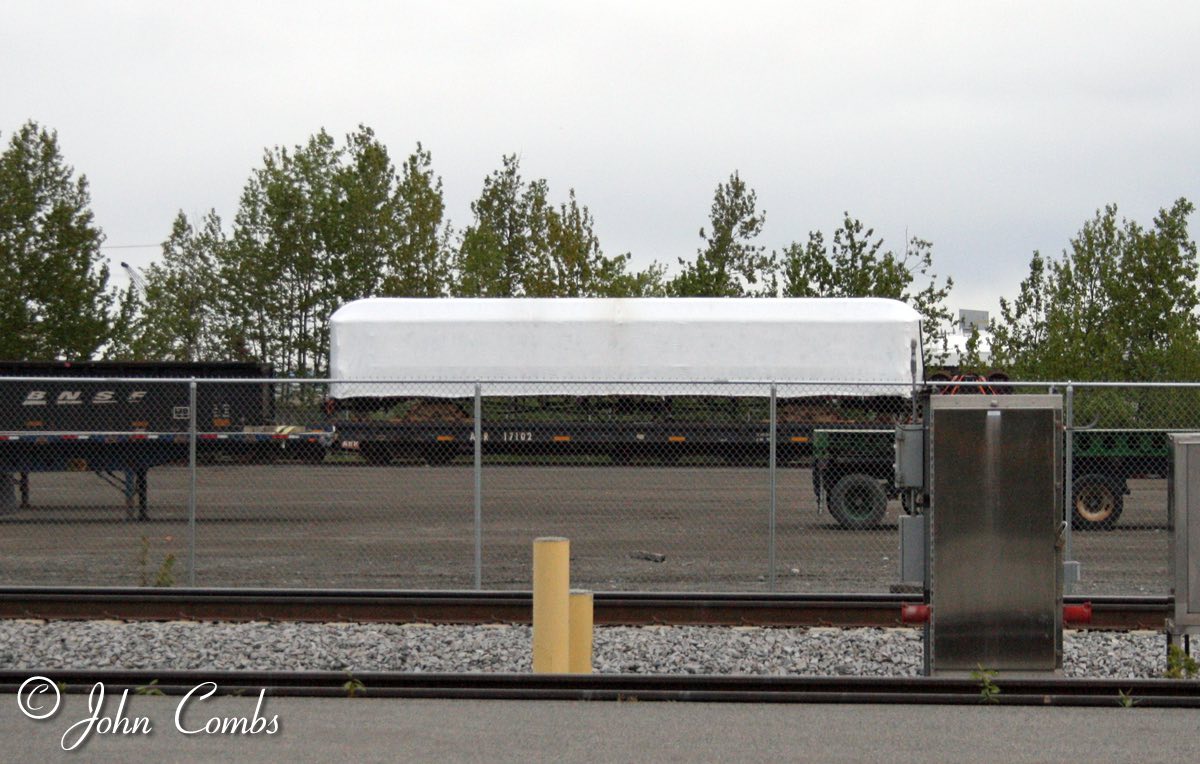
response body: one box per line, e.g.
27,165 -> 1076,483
0,464 -> 1169,595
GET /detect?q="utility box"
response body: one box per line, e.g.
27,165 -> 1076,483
1168,434 -> 1200,638
899,514 -> 926,585
928,395 -> 1063,675
894,423 -> 926,490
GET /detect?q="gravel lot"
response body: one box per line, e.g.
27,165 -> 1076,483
0,620 -> 1172,679
0,464 -> 1171,595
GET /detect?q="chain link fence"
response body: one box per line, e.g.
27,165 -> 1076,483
0,375 -> 1193,595
1063,383 -> 1200,596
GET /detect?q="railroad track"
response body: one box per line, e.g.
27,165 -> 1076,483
3,669 -> 1198,706
0,588 -> 1171,630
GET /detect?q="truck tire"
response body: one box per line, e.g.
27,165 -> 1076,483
829,473 -> 888,529
1071,474 -> 1123,531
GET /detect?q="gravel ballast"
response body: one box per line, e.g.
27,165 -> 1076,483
0,621 -> 1172,678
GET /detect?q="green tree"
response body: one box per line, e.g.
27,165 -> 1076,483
378,144 -> 452,296
668,172 -> 775,297
220,126 -> 452,377
778,214 -> 954,364
956,325 -> 990,374
117,211 -> 225,361
454,155 -> 659,297
454,154 -> 532,296
106,278 -> 141,360
542,190 -> 665,297
221,132 -> 330,376
0,121 -> 113,359
990,199 -> 1200,382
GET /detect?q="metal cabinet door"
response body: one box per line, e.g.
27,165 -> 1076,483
930,396 -> 1063,673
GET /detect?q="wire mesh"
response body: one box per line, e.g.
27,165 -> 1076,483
475,381 -> 774,592
0,377 -> 193,586
1,373 -> 1197,596
1065,383 -> 1200,596
193,379 -> 476,588
773,381 -> 915,593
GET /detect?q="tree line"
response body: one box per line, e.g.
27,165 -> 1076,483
2,119 -> 1197,383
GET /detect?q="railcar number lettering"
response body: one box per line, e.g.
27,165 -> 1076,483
501,431 -> 533,442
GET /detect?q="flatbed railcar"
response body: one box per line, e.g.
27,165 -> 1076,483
334,417 -> 828,466
326,297 -> 922,524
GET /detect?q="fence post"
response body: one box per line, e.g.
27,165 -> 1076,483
769,383 -> 777,592
188,378 -> 197,587
474,382 -> 482,590
1064,382 -> 1074,592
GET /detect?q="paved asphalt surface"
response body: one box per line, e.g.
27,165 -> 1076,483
0,463 -> 1171,595
2,694 -> 1198,762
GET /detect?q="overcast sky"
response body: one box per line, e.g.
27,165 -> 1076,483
4,1 -> 1198,319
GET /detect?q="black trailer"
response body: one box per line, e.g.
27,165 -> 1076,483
0,361 -> 332,518
0,360 -> 274,432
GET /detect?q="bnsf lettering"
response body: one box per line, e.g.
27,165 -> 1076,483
20,390 -> 147,405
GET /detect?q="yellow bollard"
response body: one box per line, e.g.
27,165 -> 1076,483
569,590 -> 594,674
532,537 -> 570,673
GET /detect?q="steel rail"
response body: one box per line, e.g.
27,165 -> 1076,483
0,588 -> 1171,630
2,670 -> 1197,706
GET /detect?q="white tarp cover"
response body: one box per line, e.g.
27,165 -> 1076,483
328,297 -> 923,398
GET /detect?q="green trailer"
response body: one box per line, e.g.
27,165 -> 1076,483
812,425 -> 1171,531
811,428 -> 899,529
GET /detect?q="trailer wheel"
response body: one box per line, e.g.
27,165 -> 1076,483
829,473 -> 887,529
1072,474 -> 1123,531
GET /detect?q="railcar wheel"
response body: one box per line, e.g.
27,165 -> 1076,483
1071,474 -> 1123,530
829,473 -> 888,529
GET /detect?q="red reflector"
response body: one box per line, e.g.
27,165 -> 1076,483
199,434 -> 218,440
1063,602 -> 1092,624
900,604 -> 930,624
